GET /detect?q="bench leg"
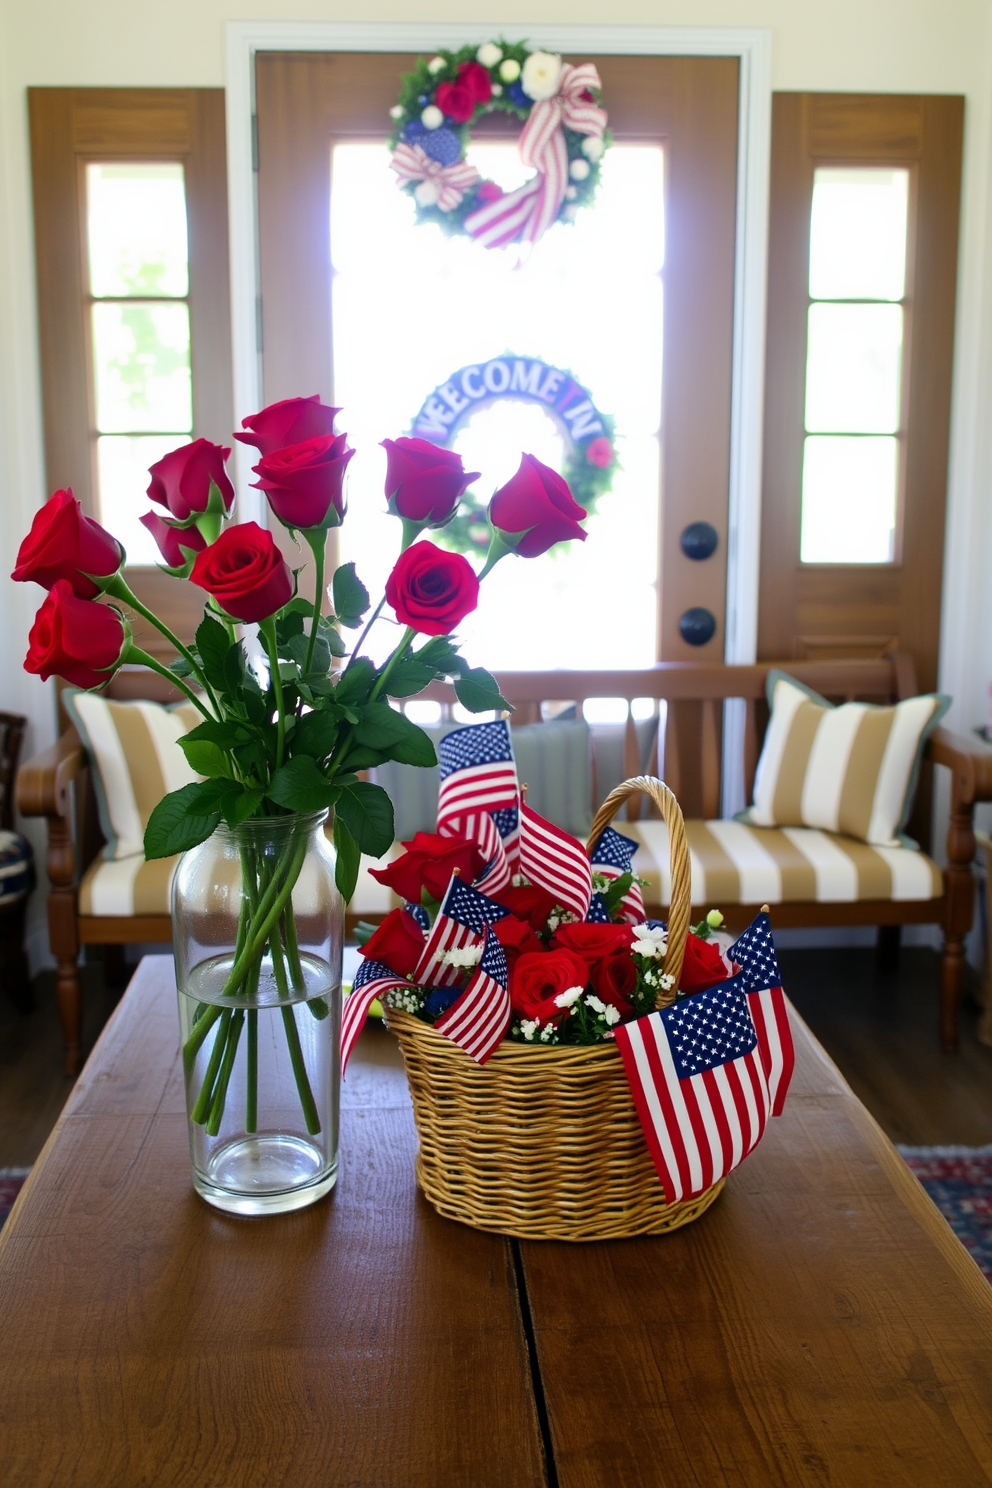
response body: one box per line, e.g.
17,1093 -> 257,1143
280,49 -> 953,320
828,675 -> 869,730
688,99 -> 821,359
55,959 -> 82,1076
940,934 -> 966,1052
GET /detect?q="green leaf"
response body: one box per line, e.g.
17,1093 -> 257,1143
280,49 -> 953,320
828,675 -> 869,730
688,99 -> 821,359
322,619 -> 347,658
354,705 -> 437,767
332,562 -> 370,627
337,744 -> 388,772
382,657 -> 437,697
168,655 -> 195,679
275,609 -> 306,646
144,781 -> 224,859
335,657 -> 376,706
335,780 -> 394,858
223,787 -> 265,827
333,816 -> 361,903
416,635 -> 462,670
180,739 -> 231,778
267,755 -> 341,813
181,719 -> 250,751
284,631 -> 331,676
195,616 -> 232,691
454,666 -> 512,714
224,641 -> 250,693
387,719 -> 438,768
601,871 -> 633,915
291,709 -> 340,761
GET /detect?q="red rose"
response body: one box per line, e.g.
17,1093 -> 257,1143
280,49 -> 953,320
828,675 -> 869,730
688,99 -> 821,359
585,437 -> 613,470
551,922 -> 635,966
435,80 -> 475,123
385,540 -> 479,636
369,832 -> 485,905
510,948 -> 590,1025
381,437 -> 479,526
590,952 -> 636,1018
494,915 -> 544,970
489,454 -> 587,557
457,61 -> 492,104
360,908 -> 426,980
12,488 -> 122,600
493,884 -> 557,931
24,580 -> 129,689
474,181 -> 504,205
252,433 -> 355,531
189,522 -> 294,624
147,439 -> 235,522
233,395 -> 341,458
679,933 -> 731,995
139,511 -> 206,570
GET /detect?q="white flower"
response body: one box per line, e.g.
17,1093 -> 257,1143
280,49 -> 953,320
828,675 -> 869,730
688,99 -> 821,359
443,944 -> 483,968
421,105 -> 444,130
511,873 -> 524,887
585,994 -> 607,1014
632,937 -> 666,959
603,1006 -> 621,1026
643,969 -> 657,986
521,51 -> 562,101
477,41 -> 503,67
569,158 -> 591,181
554,985 -> 584,1009
414,180 -> 440,207
520,1018 -> 539,1042
706,908 -> 725,928
660,972 -> 676,991
499,58 -> 521,83
389,105 -> 405,120
548,915 -> 560,932
564,186 -> 577,200
491,84 -> 503,96
427,56 -> 446,74
540,1025 -> 554,1042
582,135 -> 604,162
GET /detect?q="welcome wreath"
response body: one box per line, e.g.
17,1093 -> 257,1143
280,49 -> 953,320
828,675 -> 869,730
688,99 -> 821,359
388,39 -> 610,250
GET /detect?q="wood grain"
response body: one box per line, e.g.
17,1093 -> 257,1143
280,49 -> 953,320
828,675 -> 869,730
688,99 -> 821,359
0,959 -> 546,1488
520,1009 -> 992,1486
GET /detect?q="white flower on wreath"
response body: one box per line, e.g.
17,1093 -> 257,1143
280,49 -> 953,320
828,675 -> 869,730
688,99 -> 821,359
491,84 -> 503,97
521,51 -> 562,101
389,105 -> 405,120
582,136 -> 605,162
421,105 -> 444,130
414,180 -> 440,208
499,58 -> 521,83
569,159 -> 591,182
428,56 -> 447,74
477,41 -> 503,68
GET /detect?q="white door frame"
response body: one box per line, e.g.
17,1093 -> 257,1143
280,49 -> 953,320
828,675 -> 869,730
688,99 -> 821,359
226,21 -> 772,808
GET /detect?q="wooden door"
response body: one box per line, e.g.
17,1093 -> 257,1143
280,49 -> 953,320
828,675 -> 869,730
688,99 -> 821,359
254,52 -> 739,659
758,94 -> 963,693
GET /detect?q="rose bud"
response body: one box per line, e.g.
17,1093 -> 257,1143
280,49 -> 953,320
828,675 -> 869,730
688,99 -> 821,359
487,454 -> 587,561
12,488 -> 123,600
233,395 -> 341,458
360,907 -> 426,980
24,580 -> 130,690
189,521 -> 294,624
147,439 -> 235,525
679,932 -> 731,995
381,437 -> 479,534
509,948 -> 589,1026
140,511 -> 206,574
369,832 -> 484,905
385,540 -> 480,636
251,432 -> 355,532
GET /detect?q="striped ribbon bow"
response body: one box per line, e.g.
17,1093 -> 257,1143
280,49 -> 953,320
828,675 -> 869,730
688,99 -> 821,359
390,142 -> 480,212
464,62 -> 607,250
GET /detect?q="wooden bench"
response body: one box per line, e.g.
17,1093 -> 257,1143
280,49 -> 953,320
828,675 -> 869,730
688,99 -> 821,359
17,656 -> 992,1072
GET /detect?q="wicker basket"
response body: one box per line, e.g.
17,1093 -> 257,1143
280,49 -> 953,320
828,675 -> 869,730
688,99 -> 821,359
385,776 -> 725,1241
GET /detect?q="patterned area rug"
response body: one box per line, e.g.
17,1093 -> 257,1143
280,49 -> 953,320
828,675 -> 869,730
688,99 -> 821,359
899,1146 -> 992,1281
0,1168 -> 29,1230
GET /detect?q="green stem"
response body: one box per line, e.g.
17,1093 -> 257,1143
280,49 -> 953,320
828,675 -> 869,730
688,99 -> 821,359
205,1010 -> 245,1137
107,575 -> 222,714
303,531 -> 326,677
341,596 -> 386,676
184,1002 -> 223,1070
220,831 -> 308,999
259,618 -> 286,771
281,1005 -> 321,1135
127,647 -> 213,721
191,1009 -> 232,1124
245,1010 -> 258,1133
368,627 -> 416,705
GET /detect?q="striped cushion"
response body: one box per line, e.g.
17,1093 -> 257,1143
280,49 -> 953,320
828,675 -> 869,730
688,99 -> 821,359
628,819 -> 942,907
64,692 -> 202,860
0,831 -> 34,906
79,853 -> 180,916
742,672 -> 949,847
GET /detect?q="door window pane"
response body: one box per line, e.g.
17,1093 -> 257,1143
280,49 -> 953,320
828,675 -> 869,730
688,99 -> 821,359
87,163 -> 189,297
97,435 -> 186,564
800,436 -> 898,563
804,303 -> 903,433
808,168 -> 909,302
91,302 -> 192,432
330,141 -> 665,669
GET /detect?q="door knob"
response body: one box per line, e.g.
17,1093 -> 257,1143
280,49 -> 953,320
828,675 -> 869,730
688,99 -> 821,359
679,607 -> 717,646
680,521 -> 719,560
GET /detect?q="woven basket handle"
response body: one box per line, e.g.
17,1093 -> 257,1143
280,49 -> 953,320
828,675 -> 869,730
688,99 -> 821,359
586,776 -> 690,1010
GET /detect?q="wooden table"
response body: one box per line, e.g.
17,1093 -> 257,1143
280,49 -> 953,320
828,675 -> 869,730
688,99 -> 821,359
2,958 -> 992,1486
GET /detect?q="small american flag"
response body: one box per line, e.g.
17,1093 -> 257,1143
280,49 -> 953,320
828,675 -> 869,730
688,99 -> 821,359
519,801 -> 592,920
586,893 -> 612,923
728,912 -> 794,1116
436,926 -> 510,1063
341,958 -> 410,1073
615,978 -> 771,1204
413,875 -> 509,988
437,722 -> 520,892
589,825 -> 645,923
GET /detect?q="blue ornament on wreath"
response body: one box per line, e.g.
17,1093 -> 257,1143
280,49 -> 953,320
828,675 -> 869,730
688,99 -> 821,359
507,80 -> 530,108
421,127 -> 463,166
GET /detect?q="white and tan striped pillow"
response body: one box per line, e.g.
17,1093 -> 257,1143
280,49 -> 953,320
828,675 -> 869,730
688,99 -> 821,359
741,672 -> 949,847
64,691 -> 203,861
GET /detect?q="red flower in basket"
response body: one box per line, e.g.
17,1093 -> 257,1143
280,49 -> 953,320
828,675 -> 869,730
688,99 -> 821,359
493,914 -> 545,970
233,395 -> 341,458
494,883 -> 558,931
510,948 -> 590,1026
369,833 -> 485,905
361,908 -> 426,980
590,952 -> 637,1018
679,932 -> 731,995
551,922 -> 635,966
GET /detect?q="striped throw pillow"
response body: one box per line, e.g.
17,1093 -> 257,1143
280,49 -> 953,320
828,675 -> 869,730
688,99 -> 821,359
741,671 -> 949,847
64,691 -> 203,860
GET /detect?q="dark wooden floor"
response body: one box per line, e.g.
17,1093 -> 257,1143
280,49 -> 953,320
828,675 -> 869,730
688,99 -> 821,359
2,946 -> 992,1168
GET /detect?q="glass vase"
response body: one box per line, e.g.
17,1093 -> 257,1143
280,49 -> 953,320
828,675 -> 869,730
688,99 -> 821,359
172,809 -> 343,1216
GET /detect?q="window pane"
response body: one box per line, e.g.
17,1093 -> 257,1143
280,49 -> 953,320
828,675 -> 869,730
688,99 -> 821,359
92,301 -> 192,432
800,435 -> 897,563
87,163 -> 189,297
808,168 -> 909,302
805,303 -> 903,433
96,434 -> 186,564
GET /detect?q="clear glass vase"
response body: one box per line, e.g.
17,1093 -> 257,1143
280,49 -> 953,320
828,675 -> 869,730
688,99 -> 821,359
172,809 -> 343,1216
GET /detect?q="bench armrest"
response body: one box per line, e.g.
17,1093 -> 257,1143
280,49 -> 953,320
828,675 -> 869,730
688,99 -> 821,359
16,726 -> 86,819
926,726 -> 992,810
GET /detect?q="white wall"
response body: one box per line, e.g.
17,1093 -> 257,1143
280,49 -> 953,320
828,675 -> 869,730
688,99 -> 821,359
3,0 -> 992,964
